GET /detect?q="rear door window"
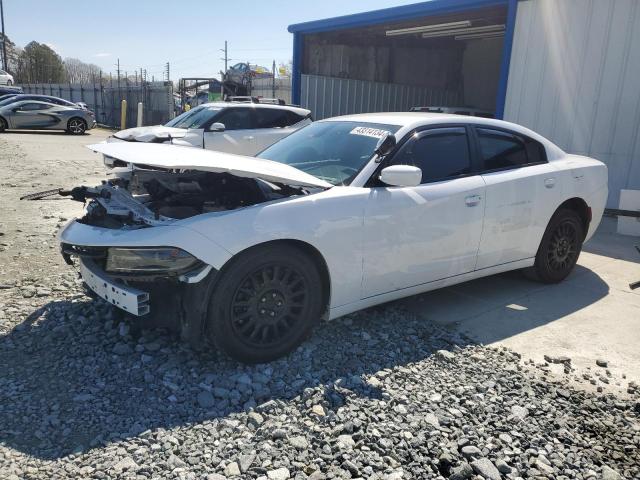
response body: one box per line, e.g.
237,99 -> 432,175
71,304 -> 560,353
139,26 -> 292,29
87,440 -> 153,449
476,128 -> 546,171
391,127 -> 471,184
286,111 -> 308,125
216,108 -> 254,130
254,108 -> 290,128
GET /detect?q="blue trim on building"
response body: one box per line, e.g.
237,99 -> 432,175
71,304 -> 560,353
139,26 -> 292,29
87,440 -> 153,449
494,0 -> 518,119
289,0 -> 513,113
292,33 -> 303,105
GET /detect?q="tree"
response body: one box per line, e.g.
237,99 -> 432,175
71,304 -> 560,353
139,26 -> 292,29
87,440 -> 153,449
0,33 -> 20,74
14,41 -> 66,84
64,57 -> 101,83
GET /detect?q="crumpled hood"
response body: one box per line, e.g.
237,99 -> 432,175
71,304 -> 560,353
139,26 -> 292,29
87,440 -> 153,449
112,125 -> 188,142
88,142 -> 332,189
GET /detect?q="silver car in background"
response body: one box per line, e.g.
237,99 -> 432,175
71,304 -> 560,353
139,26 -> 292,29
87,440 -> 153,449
0,100 -> 96,134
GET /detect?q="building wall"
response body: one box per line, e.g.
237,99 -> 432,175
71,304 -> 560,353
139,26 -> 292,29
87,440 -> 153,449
504,0 -> 640,207
300,74 -> 462,120
302,34 -> 465,93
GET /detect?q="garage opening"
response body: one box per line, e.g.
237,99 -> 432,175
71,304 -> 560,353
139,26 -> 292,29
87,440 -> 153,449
294,4 -> 508,119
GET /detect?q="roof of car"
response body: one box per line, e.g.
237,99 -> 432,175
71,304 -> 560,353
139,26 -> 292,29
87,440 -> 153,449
321,112 -> 566,159
322,111 -> 530,131
1,99 -> 75,109
199,101 -> 310,115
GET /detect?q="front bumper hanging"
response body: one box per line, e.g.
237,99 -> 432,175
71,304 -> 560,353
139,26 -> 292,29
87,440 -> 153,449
79,258 -> 150,316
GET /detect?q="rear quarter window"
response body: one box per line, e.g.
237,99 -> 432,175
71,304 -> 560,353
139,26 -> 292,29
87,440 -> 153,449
477,128 -> 546,171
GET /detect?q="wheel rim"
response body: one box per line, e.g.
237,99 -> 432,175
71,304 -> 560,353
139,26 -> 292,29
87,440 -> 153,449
547,220 -> 578,271
230,263 -> 309,349
69,119 -> 85,134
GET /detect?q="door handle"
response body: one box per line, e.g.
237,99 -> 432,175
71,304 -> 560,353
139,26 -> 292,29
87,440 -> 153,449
465,195 -> 482,207
544,178 -> 556,188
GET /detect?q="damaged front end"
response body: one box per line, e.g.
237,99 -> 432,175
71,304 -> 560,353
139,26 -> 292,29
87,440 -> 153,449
55,142 -> 330,341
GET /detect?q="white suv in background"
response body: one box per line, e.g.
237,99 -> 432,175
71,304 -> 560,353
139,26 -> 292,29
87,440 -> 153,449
108,101 -> 312,156
0,70 -> 14,86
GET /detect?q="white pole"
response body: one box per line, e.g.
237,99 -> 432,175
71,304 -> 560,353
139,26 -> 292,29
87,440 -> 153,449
137,102 -> 143,127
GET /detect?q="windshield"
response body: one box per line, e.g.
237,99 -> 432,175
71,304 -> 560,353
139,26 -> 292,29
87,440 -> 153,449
165,105 -> 222,129
257,121 -> 400,186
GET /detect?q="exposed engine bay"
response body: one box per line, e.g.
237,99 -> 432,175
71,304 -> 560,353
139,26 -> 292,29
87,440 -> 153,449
73,169 -> 306,229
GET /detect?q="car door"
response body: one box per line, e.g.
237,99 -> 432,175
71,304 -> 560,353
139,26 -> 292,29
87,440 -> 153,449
473,127 -> 562,269
361,126 -> 486,298
9,102 -> 54,128
203,107 -> 256,155
252,108 -> 311,153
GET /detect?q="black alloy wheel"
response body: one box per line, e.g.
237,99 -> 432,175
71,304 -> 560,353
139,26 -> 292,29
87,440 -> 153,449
207,244 -> 324,363
230,263 -> 308,349
547,220 -> 579,272
533,209 -> 584,283
67,118 -> 86,135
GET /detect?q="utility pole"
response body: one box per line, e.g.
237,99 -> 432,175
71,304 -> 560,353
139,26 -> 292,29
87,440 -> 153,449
0,0 -> 8,71
116,58 -> 121,90
272,59 -> 276,98
219,40 -> 228,99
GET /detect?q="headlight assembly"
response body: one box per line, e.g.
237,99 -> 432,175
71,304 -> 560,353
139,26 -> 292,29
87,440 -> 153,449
105,247 -> 198,273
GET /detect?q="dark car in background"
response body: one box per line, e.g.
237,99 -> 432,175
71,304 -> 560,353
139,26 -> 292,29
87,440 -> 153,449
225,63 -> 272,87
0,94 -> 90,111
0,85 -> 23,97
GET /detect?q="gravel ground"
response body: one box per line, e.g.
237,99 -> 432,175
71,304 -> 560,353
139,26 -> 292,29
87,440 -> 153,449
1,133 -> 639,479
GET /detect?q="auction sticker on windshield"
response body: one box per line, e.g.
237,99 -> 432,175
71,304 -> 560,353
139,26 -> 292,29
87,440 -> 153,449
349,126 -> 389,139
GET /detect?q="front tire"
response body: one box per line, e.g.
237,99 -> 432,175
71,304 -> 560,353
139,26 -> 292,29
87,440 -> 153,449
206,244 -> 324,363
0,117 -> 6,133
6,80 -> 12,86
67,118 -> 87,135
532,209 -> 584,283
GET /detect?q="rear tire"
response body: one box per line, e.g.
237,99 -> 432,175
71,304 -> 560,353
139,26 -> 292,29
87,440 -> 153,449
67,117 -> 86,135
0,117 -> 6,133
206,244 -> 324,364
532,209 -> 584,283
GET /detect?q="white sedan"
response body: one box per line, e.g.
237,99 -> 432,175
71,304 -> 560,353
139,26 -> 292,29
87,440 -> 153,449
0,69 -> 14,86
107,101 -> 312,156
58,113 -> 608,363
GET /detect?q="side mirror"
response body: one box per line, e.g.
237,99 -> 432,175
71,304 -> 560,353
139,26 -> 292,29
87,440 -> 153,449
379,165 -> 422,187
209,122 -> 225,132
374,133 -> 396,157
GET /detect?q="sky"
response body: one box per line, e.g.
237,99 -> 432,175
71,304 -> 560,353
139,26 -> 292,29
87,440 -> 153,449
4,0 -> 416,81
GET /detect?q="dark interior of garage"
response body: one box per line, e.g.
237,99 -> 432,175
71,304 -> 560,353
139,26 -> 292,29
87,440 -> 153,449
301,5 -> 507,114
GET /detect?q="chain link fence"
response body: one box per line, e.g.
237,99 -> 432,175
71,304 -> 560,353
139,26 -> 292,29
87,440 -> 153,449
17,82 -> 174,129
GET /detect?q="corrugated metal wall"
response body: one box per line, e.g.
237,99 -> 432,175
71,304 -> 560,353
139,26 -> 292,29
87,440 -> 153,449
504,0 -> 640,207
301,74 -> 461,120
